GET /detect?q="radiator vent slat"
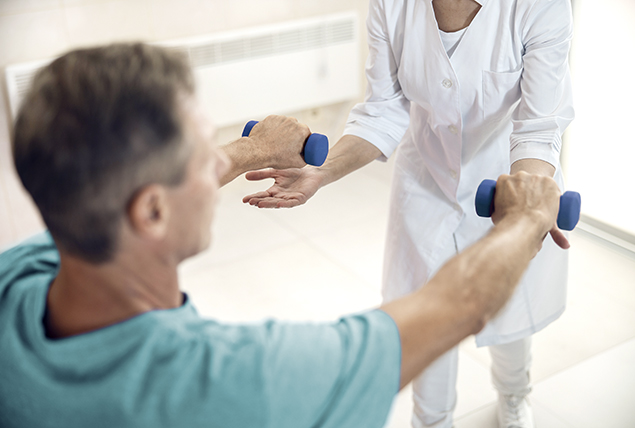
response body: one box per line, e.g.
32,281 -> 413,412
15,70 -> 41,100
171,18 -> 355,69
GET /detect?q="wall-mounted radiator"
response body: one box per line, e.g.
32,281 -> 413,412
4,12 -> 360,128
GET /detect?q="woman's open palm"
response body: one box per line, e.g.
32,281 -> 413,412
242,168 -> 322,208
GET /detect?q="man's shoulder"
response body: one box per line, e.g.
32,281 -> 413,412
0,232 -> 59,297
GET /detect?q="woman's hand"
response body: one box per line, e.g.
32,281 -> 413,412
242,167 -> 324,208
242,135 -> 381,209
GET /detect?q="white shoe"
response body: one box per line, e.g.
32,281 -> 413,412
497,392 -> 535,428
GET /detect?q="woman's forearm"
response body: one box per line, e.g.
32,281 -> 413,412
314,135 -> 383,187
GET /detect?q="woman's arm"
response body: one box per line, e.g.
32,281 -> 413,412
510,0 -> 575,170
242,135 -> 381,208
243,0 -> 410,207
507,0 -> 574,247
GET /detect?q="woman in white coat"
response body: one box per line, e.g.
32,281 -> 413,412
243,0 -> 574,427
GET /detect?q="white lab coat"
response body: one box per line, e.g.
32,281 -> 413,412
344,0 -> 574,347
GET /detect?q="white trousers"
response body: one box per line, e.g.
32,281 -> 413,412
411,336 -> 532,428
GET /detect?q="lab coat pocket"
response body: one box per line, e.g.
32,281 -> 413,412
482,69 -> 523,123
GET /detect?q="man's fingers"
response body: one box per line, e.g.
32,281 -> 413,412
549,227 -> 571,250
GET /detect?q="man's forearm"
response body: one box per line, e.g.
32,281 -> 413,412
510,158 -> 571,248
220,138 -> 261,187
511,158 -> 555,177
380,212 -> 546,389
222,134 -> 380,188
219,115 -> 311,187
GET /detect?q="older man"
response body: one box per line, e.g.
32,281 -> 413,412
0,43 -> 563,428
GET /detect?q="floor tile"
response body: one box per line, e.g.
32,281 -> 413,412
460,230 -> 635,383
305,214 -> 388,292
179,185 -> 300,276
532,338 -> 635,428
529,248 -> 635,381
384,383 -> 413,428
454,400 -> 575,428
359,153 -> 396,185
180,240 -> 382,323
257,167 -> 392,241
568,231 -> 635,312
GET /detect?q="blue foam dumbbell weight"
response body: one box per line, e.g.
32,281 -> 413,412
475,179 -> 581,231
242,120 -> 329,167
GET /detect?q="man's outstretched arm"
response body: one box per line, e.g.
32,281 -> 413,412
380,172 -> 561,389
219,115 -> 311,187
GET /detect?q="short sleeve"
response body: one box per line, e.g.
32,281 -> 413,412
261,310 -> 401,428
510,0 -> 575,167
0,231 -> 59,295
343,0 -> 411,161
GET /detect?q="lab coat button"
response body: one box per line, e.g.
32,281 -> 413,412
448,125 -> 458,134
442,79 -> 453,88
450,169 -> 458,179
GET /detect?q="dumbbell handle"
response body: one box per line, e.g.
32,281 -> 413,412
242,120 -> 329,167
475,179 -> 581,231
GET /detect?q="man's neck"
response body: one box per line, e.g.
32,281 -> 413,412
46,250 -> 182,339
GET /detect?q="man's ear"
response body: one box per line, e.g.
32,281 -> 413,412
127,185 -> 171,240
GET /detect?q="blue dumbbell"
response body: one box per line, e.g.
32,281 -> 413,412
475,179 -> 581,231
242,120 -> 329,167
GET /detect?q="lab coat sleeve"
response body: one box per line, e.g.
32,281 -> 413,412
343,0 -> 411,161
510,0 -> 575,168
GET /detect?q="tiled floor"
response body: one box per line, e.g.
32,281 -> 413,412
179,155 -> 635,428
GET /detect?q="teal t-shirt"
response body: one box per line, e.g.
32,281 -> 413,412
0,233 -> 401,428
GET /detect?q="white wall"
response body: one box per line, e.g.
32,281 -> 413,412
565,0 -> 635,236
0,0 -> 370,249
